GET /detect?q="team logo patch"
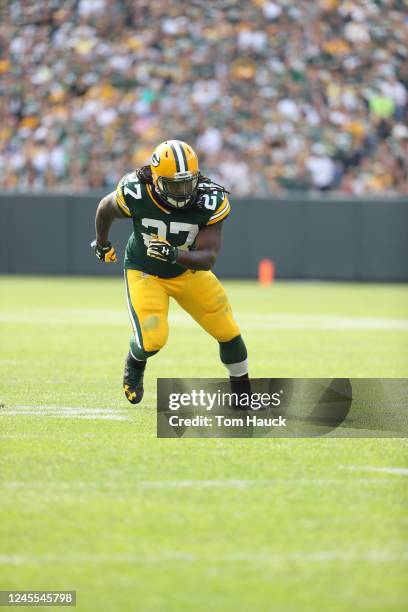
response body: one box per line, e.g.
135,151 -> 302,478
151,152 -> 160,167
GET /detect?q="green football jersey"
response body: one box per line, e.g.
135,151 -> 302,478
115,171 -> 230,278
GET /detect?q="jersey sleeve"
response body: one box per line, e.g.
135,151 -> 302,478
205,192 -> 231,226
115,172 -> 142,217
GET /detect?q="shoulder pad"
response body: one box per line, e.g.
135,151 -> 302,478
115,171 -> 143,217
195,186 -> 231,225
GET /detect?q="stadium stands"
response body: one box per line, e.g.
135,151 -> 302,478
0,0 -> 407,195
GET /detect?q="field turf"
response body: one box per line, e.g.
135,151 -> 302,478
0,276 -> 407,611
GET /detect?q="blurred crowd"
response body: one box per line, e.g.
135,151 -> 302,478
0,0 -> 407,196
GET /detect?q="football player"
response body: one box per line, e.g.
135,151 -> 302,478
92,140 -> 249,404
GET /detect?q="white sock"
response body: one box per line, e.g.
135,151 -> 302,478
223,358 -> 248,377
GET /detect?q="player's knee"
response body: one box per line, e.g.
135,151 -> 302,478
143,327 -> 168,352
214,320 -> 241,343
130,314 -> 168,357
144,335 -> 167,352
203,307 -> 241,343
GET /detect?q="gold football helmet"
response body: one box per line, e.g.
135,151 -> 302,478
150,140 -> 199,209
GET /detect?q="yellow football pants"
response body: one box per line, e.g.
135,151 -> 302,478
124,268 -> 241,354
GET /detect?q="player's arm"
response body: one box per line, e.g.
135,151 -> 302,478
177,222 -> 223,270
95,191 -> 127,244
92,191 -> 128,262
147,222 -> 223,271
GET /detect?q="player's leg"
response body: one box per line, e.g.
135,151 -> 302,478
170,270 -> 248,378
123,269 -> 169,404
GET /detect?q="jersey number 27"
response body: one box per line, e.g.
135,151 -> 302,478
141,219 -> 199,251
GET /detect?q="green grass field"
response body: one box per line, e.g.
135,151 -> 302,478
1,276 -> 407,611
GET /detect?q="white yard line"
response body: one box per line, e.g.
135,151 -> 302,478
1,412 -> 129,421
0,405 -> 131,421
233,313 -> 408,331
345,466 -> 408,476
0,550 -> 406,565
0,310 -> 126,324
138,477 -> 395,488
0,478 -> 398,491
0,310 -> 407,331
